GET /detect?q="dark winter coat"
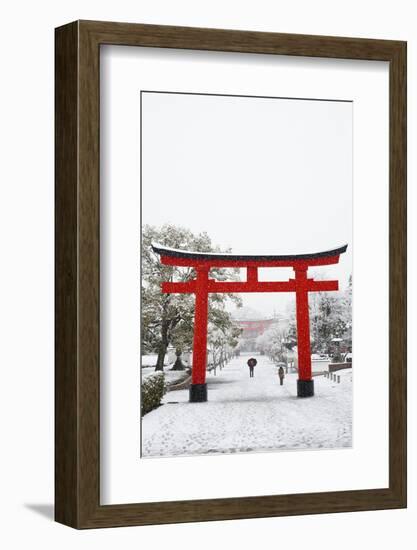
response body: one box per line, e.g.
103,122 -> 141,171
278,366 -> 285,379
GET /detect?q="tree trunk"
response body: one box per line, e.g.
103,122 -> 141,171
155,347 -> 166,371
155,322 -> 169,371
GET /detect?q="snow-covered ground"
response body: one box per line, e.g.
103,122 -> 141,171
141,354 -> 169,367
141,355 -> 352,458
331,367 -> 352,383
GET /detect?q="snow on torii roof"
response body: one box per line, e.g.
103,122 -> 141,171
151,243 -> 348,265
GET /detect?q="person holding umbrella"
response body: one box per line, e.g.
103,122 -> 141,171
278,365 -> 285,386
247,357 -> 257,378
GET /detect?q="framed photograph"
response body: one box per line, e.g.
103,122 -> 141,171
55,20 -> 406,528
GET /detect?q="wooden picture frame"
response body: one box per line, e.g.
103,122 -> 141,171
55,20 -> 407,528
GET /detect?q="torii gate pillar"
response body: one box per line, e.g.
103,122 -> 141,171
294,267 -> 314,397
189,267 -> 209,402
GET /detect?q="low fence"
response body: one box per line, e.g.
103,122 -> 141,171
324,371 -> 342,383
167,373 -> 192,391
328,362 -> 352,373
323,368 -> 352,384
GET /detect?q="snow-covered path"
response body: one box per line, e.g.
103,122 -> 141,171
141,355 -> 352,458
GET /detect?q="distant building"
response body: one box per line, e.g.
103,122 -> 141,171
236,318 -> 276,341
232,307 -> 278,351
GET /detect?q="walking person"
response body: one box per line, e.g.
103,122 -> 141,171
278,365 -> 285,386
247,357 -> 257,378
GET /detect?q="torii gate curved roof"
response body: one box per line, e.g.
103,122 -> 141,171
151,243 -> 348,267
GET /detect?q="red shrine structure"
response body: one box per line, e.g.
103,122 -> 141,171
236,317 -> 277,341
152,243 -> 348,402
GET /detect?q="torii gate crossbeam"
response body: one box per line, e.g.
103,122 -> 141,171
152,243 -> 348,402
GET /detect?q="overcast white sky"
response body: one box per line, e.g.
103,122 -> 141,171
142,92 -> 352,316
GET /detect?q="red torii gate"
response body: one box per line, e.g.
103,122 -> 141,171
152,243 -> 348,402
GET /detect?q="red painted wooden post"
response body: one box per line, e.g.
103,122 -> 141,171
190,266 -> 210,402
294,266 -> 314,397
